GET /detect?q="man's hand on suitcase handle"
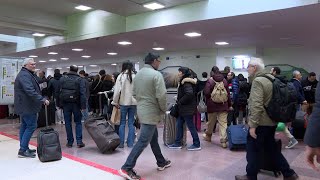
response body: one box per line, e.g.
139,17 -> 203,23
44,100 -> 50,106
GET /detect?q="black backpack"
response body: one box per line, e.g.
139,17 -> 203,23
60,75 -> 81,103
261,75 -> 298,123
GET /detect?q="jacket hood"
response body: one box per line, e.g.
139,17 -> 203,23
212,73 -> 224,82
54,73 -> 62,80
181,77 -> 197,85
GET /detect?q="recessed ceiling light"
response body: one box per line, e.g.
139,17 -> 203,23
107,52 -> 118,55
89,65 -> 97,67
61,58 -> 69,60
47,68 -> 52,70
66,67 -> 70,69
111,63 -> 117,66
72,48 -> 83,51
48,52 -> 58,55
184,32 -> 201,37
32,33 -> 45,37
143,2 -> 165,10
75,5 -> 92,11
81,55 -> 91,58
39,61 -> 46,63
153,47 -> 165,51
29,55 -> 38,58
78,65 -> 84,68
49,59 -> 57,62
118,41 -> 132,45
56,67 -> 62,69
215,41 -> 229,45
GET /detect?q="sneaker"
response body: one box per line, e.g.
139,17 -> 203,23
285,138 -> 298,149
157,160 -> 171,171
167,144 -> 182,149
18,150 -> 36,158
202,133 -> 212,142
118,169 -> 141,180
187,145 -> 201,151
66,143 -> 73,148
77,142 -> 85,148
221,142 -> 227,148
27,149 -> 36,153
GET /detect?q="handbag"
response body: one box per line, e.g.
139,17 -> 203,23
110,106 -> 121,125
170,103 -> 179,118
197,91 -> 207,113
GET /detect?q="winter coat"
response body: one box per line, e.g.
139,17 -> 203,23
177,77 -> 197,116
204,73 -> 231,113
14,67 -> 46,115
113,71 -> 137,106
301,78 -> 318,104
48,73 -> 62,99
291,78 -> 306,104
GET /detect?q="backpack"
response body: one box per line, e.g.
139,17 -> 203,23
211,80 -> 228,103
261,75 -> 298,123
60,75 -> 81,103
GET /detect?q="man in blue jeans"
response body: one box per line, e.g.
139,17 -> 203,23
58,65 -> 86,148
14,58 -> 50,158
118,53 -> 171,180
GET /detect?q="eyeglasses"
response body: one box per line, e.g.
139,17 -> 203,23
29,63 -> 36,66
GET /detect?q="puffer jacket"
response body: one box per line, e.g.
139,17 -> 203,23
177,77 -> 197,116
204,73 -> 231,113
248,71 -> 276,128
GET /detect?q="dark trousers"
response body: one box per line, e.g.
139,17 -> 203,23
246,126 -> 295,180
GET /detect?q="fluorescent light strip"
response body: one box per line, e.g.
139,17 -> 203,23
75,5 -> 92,11
184,32 -> 201,37
29,55 -> 38,58
118,41 -> 132,45
49,59 -> 57,62
78,65 -> 84,68
107,52 -> 118,55
48,52 -> 58,55
72,48 -> 83,52
153,47 -> 164,51
47,68 -> 52,70
39,61 -> 46,63
215,41 -> 229,45
56,67 -> 62,69
32,33 -> 45,37
61,58 -> 69,60
111,63 -> 117,66
143,2 -> 165,10
81,55 -> 91,58
89,65 -> 97,67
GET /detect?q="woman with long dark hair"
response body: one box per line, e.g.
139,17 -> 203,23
168,67 -> 201,151
112,61 -> 137,148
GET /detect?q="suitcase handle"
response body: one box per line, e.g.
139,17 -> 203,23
45,105 -> 49,127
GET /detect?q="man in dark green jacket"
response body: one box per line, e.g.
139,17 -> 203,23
235,58 -> 298,180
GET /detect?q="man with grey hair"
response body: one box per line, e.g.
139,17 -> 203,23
235,58 -> 298,180
14,58 -> 50,158
291,70 -> 307,105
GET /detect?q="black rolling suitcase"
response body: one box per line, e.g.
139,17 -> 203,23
259,139 -> 282,177
38,100 -> 56,128
37,105 -> 62,162
85,116 -> 120,153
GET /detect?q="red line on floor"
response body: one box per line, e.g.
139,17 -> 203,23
0,131 -> 122,178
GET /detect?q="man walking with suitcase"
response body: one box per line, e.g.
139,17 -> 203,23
118,53 -> 171,180
58,65 -> 86,148
235,58 -> 298,180
14,58 -> 49,158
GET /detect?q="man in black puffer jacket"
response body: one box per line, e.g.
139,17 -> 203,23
168,67 -> 201,151
48,69 -> 64,124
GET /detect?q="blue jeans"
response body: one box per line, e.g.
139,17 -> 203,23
122,124 -> 166,170
119,105 -> 136,147
19,113 -> 37,151
175,115 -> 200,147
63,103 -> 83,145
246,126 -> 295,180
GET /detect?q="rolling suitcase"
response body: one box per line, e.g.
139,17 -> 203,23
227,124 -> 248,150
38,100 -> 56,128
37,105 -> 62,162
85,116 -> 120,153
163,111 -> 187,146
259,139 -> 282,177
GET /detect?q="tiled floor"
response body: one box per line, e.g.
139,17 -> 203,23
0,118 -> 319,180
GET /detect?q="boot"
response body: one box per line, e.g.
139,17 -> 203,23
202,133 -> 212,142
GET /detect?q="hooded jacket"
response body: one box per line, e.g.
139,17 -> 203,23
204,73 -> 231,113
177,77 -> 197,116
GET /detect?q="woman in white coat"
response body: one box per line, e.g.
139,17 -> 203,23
112,61 -> 137,148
